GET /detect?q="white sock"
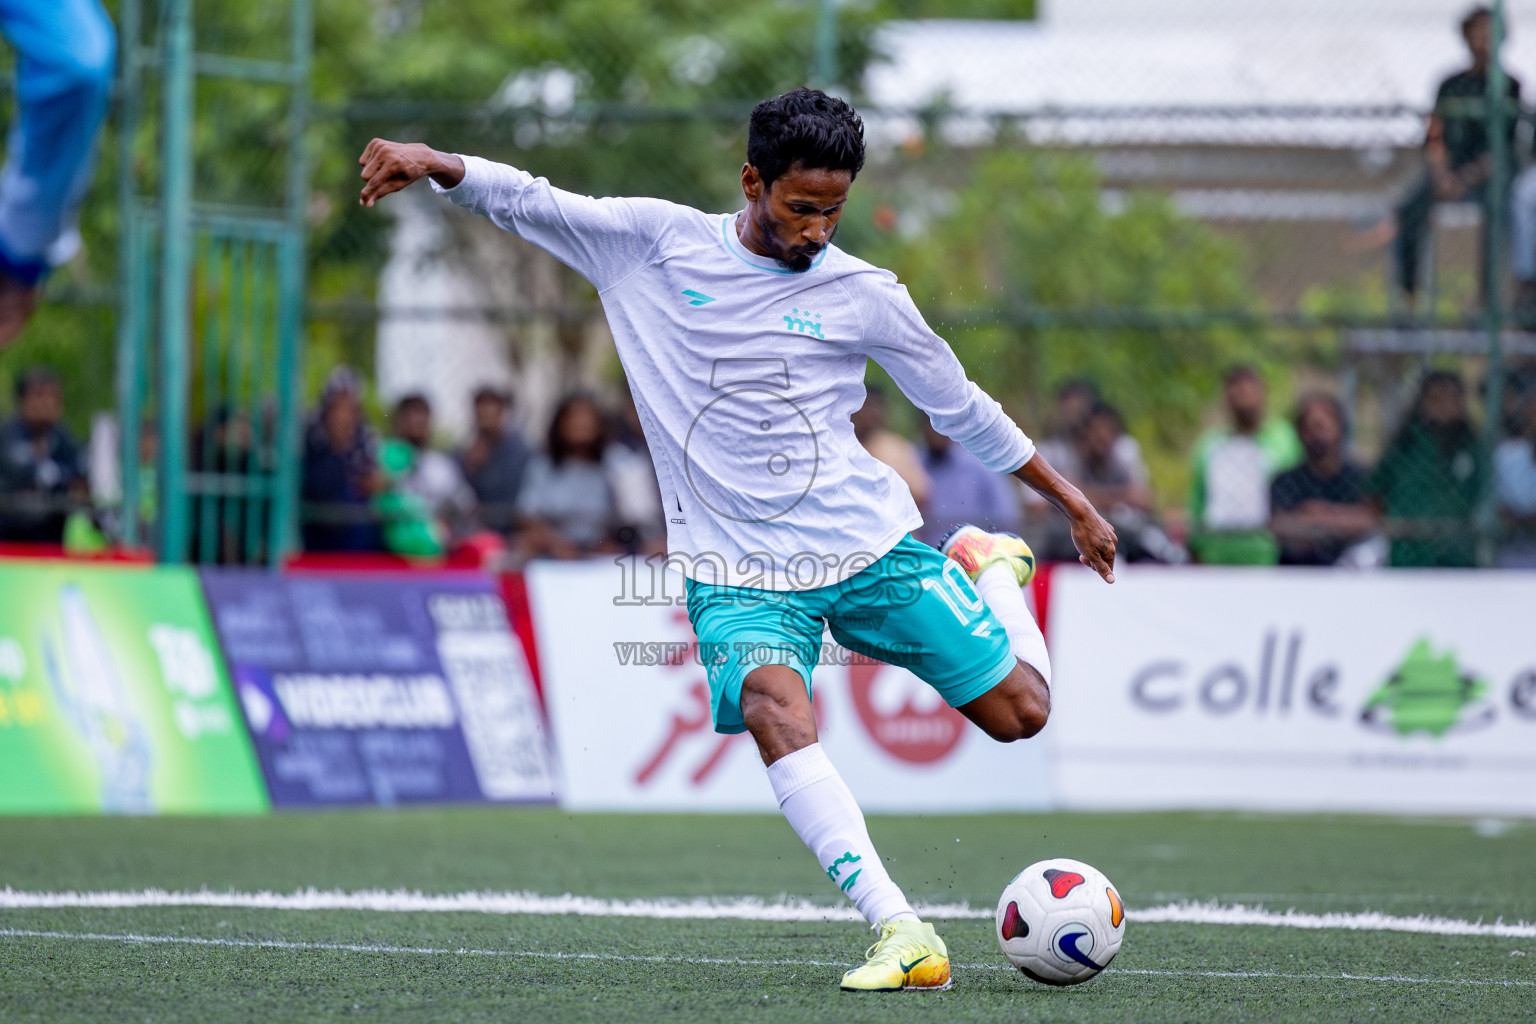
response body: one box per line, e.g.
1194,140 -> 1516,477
766,743 -> 917,927
975,563 -> 1052,685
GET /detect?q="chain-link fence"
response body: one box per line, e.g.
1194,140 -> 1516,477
4,0 -> 1536,566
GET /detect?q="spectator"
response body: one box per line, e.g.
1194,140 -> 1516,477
1078,403 -> 1185,563
300,368 -> 384,552
458,385 -> 530,535
1394,6 -> 1519,308
1074,404 -> 1152,515
189,406 -> 254,563
1028,382 -> 1154,559
1370,371 -> 1487,568
385,393 -> 476,534
1031,380 -> 1094,483
1269,394 -> 1379,566
605,382 -> 667,543
0,367 -> 85,543
851,385 -> 930,511
1039,379 -> 1099,459
517,393 -> 660,559
1495,389 -> 1536,566
1188,366 -> 1302,565
1488,365 -> 1534,435
1030,380 -> 1148,500
913,413 -> 1020,547
1031,401 -> 1182,563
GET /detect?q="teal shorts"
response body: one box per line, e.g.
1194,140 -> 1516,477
684,535 -> 1016,734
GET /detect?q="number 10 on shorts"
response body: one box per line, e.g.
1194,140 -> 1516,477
923,561 -> 986,628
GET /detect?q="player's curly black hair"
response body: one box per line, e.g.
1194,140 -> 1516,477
747,88 -> 865,189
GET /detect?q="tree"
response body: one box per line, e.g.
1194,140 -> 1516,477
841,146 -> 1270,498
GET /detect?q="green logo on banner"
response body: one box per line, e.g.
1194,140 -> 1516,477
1360,637 -> 1491,737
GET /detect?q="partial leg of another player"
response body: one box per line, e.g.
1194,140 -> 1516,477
740,664 -> 952,992
0,0 -> 116,346
941,525 -> 1053,740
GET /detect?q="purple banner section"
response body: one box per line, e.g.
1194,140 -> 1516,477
199,571 -> 555,807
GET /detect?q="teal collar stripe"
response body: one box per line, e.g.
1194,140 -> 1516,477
720,214 -> 828,275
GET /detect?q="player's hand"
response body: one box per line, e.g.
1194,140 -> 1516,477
1070,506 -> 1118,584
357,139 -> 464,207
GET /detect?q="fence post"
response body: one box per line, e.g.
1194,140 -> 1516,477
814,0 -> 838,90
1481,0 -> 1510,566
157,0 -> 194,563
269,0 -> 313,566
114,0 -> 144,550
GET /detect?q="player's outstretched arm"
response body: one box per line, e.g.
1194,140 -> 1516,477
358,139 -> 465,207
357,140 -> 667,293
1013,453 -> 1118,584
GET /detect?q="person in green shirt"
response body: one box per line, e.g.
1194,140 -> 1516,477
1369,371 -> 1487,568
1188,366 -> 1303,564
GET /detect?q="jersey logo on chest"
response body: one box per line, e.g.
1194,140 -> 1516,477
782,308 -> 824,339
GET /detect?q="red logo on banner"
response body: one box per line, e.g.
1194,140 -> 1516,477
848,656 -> 966,764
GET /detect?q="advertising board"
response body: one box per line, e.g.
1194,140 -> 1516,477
528,560 -> 1053,813
0,562 -> 268,814
1048,568 -> 1536,815
201,571 -> 555,806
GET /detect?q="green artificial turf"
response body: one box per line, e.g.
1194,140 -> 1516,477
1,809 -> 1532,1022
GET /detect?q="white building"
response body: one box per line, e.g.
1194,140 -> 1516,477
868,0 -> 1536,146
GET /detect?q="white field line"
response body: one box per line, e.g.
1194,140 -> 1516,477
2,888 -> 1535,938
0,927 -> 1531,989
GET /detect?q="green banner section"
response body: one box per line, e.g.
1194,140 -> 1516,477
0,562 -> 268,814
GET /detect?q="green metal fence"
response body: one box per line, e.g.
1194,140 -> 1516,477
115,0 -> 309,565
6,0 -> 1528,567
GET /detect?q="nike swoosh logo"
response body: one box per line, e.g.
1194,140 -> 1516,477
1057,931 -> 1105,971
900,954 -> 931,974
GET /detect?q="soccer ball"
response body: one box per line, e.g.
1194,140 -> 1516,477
995,857 -> 1125,985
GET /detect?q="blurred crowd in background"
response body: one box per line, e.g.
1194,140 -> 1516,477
8,2 -> 1536,569
874,361 -> 1536,571
4,356 -> 1535,570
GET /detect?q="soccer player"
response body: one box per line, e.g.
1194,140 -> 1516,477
358,88 -> 1117,993
0,0 -> 116,346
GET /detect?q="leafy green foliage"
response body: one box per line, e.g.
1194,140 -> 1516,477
844,148 -> 1270,496
303,0 -> 885,392
5,0 -> 1270,494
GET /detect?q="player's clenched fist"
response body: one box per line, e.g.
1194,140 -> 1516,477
357,139 -> 465,207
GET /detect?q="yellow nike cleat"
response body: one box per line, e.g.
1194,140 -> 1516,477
939,524 -> 1037,587
840,918 -> 952,993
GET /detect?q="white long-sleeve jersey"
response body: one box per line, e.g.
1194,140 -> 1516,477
433,155 -> 1035,591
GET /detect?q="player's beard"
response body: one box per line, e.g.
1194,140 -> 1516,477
779,225 -> 835,273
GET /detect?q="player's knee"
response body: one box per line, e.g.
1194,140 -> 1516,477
740,667 -> 815,746
979,703 -> 1047,744
741,688 -> 812,737
986,670 -> 1050,743
1014,696 -> 1050,740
